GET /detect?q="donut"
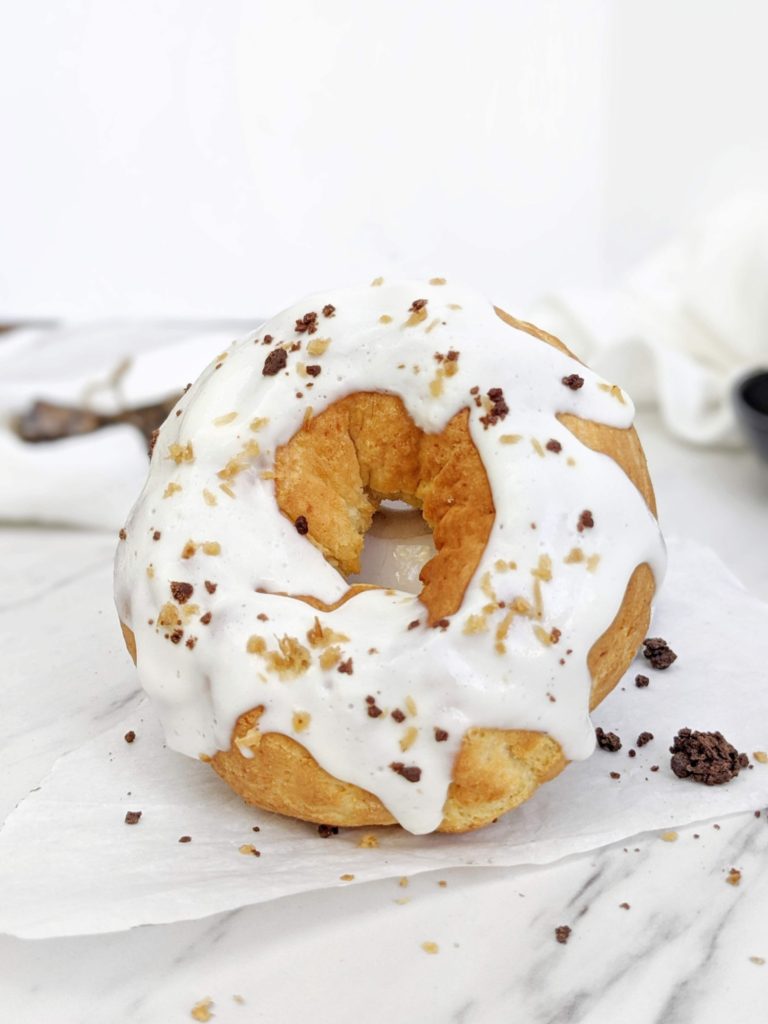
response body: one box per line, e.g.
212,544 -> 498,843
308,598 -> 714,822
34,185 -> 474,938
114,280 -> 665,835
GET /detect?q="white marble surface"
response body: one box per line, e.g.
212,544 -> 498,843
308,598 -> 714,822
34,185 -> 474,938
1,411 -> 767,1023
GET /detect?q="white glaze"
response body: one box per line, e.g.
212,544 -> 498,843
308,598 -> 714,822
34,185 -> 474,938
114,280 -> 666,834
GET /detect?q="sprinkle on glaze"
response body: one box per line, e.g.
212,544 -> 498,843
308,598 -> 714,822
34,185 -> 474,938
114,280 -> 666,834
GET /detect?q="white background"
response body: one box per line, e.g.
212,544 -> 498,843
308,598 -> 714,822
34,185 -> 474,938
1,0 -> 768,319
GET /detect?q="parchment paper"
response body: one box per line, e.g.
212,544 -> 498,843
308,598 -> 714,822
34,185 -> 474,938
1,538 -> 766,939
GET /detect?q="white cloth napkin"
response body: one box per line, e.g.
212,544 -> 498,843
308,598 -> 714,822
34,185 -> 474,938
0,322 -> 252,530
527,195 -> 768,447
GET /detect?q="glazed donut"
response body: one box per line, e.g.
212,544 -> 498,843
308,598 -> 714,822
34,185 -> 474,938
115,280 -> 665,835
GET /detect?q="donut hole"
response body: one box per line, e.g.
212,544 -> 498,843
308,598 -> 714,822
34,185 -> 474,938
347,503 -> 436,594
274,392 -> 495,623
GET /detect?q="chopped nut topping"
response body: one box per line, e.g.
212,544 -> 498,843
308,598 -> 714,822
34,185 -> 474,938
754,751 -> 768,764
405,695 -> 417,717
371,277 -> 384,286
202,541 -> 221,556
358,833 -> 379,848
421,942 -> 439,955
163,482 -> 182,499
725,867 -> 742,886
379,314 -> 393,324
190,997 -> 215,1022
247,635 -> 266,654
307,337 -> 331,356
531,438 -> 545,458
319,645 -> 342,669
213,412 -> 238,426
339,874 -> 355,881
202,489 -> 217,506
292,711 -> 311,732
500,434 -> 522,444
399,726 -> 418,752
238,844 -> 261,856
660,831 -> 679,842
168,441 -> 195,464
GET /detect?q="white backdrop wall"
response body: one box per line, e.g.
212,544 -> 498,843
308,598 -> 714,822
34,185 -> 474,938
0,0 -> 766,319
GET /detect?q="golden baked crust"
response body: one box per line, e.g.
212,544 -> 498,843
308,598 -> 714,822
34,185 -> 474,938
120,307 -> 658,833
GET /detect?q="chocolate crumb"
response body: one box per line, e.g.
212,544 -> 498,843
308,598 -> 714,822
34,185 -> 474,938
390,762 -> 422,783
596,727 -> 622,752
338,657 -> 354,675
170,581 -> 194,604
179,835 -> 191,843
446,350 -> 459,361
367,704 -> 383,718
562,374 -> 584,390
391,708 -> 406,723
185,636 -> 197,649
410,298 -> 428,312
610,771 -> 621,779
479,387 -> 509,429
169,628 -> 183,644
124,730 -> 136,744
637,731 -> 654,748
252,826 -> 260,832
294,311 -> 319,334
635,674 -> 650,688
148,428 -> 159,456
257,613 -> 268,621
432,618 -> 450,630
643,637 -> 677,670
263,334 -> 273,345
204,580 -> 217,594
434,728 -> 449,742
322,304 -> 336,318
152,530 -> 161,541
118,528 -> 127,541
263,348 -> 288,376
318,824 -> 339,838
469,385 -> 480,395
200,612 -> 212,625
628,749 -> 636,758
650,765 -> 659,772
670,728 -> 749,785
545,439 -> 562,453
295,515 -> 309,535
407,619 -> 421,630
124,811 -> 142,825
577,509 -> 594,532
555,925 -> 572,944
306,364 -> 322,377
